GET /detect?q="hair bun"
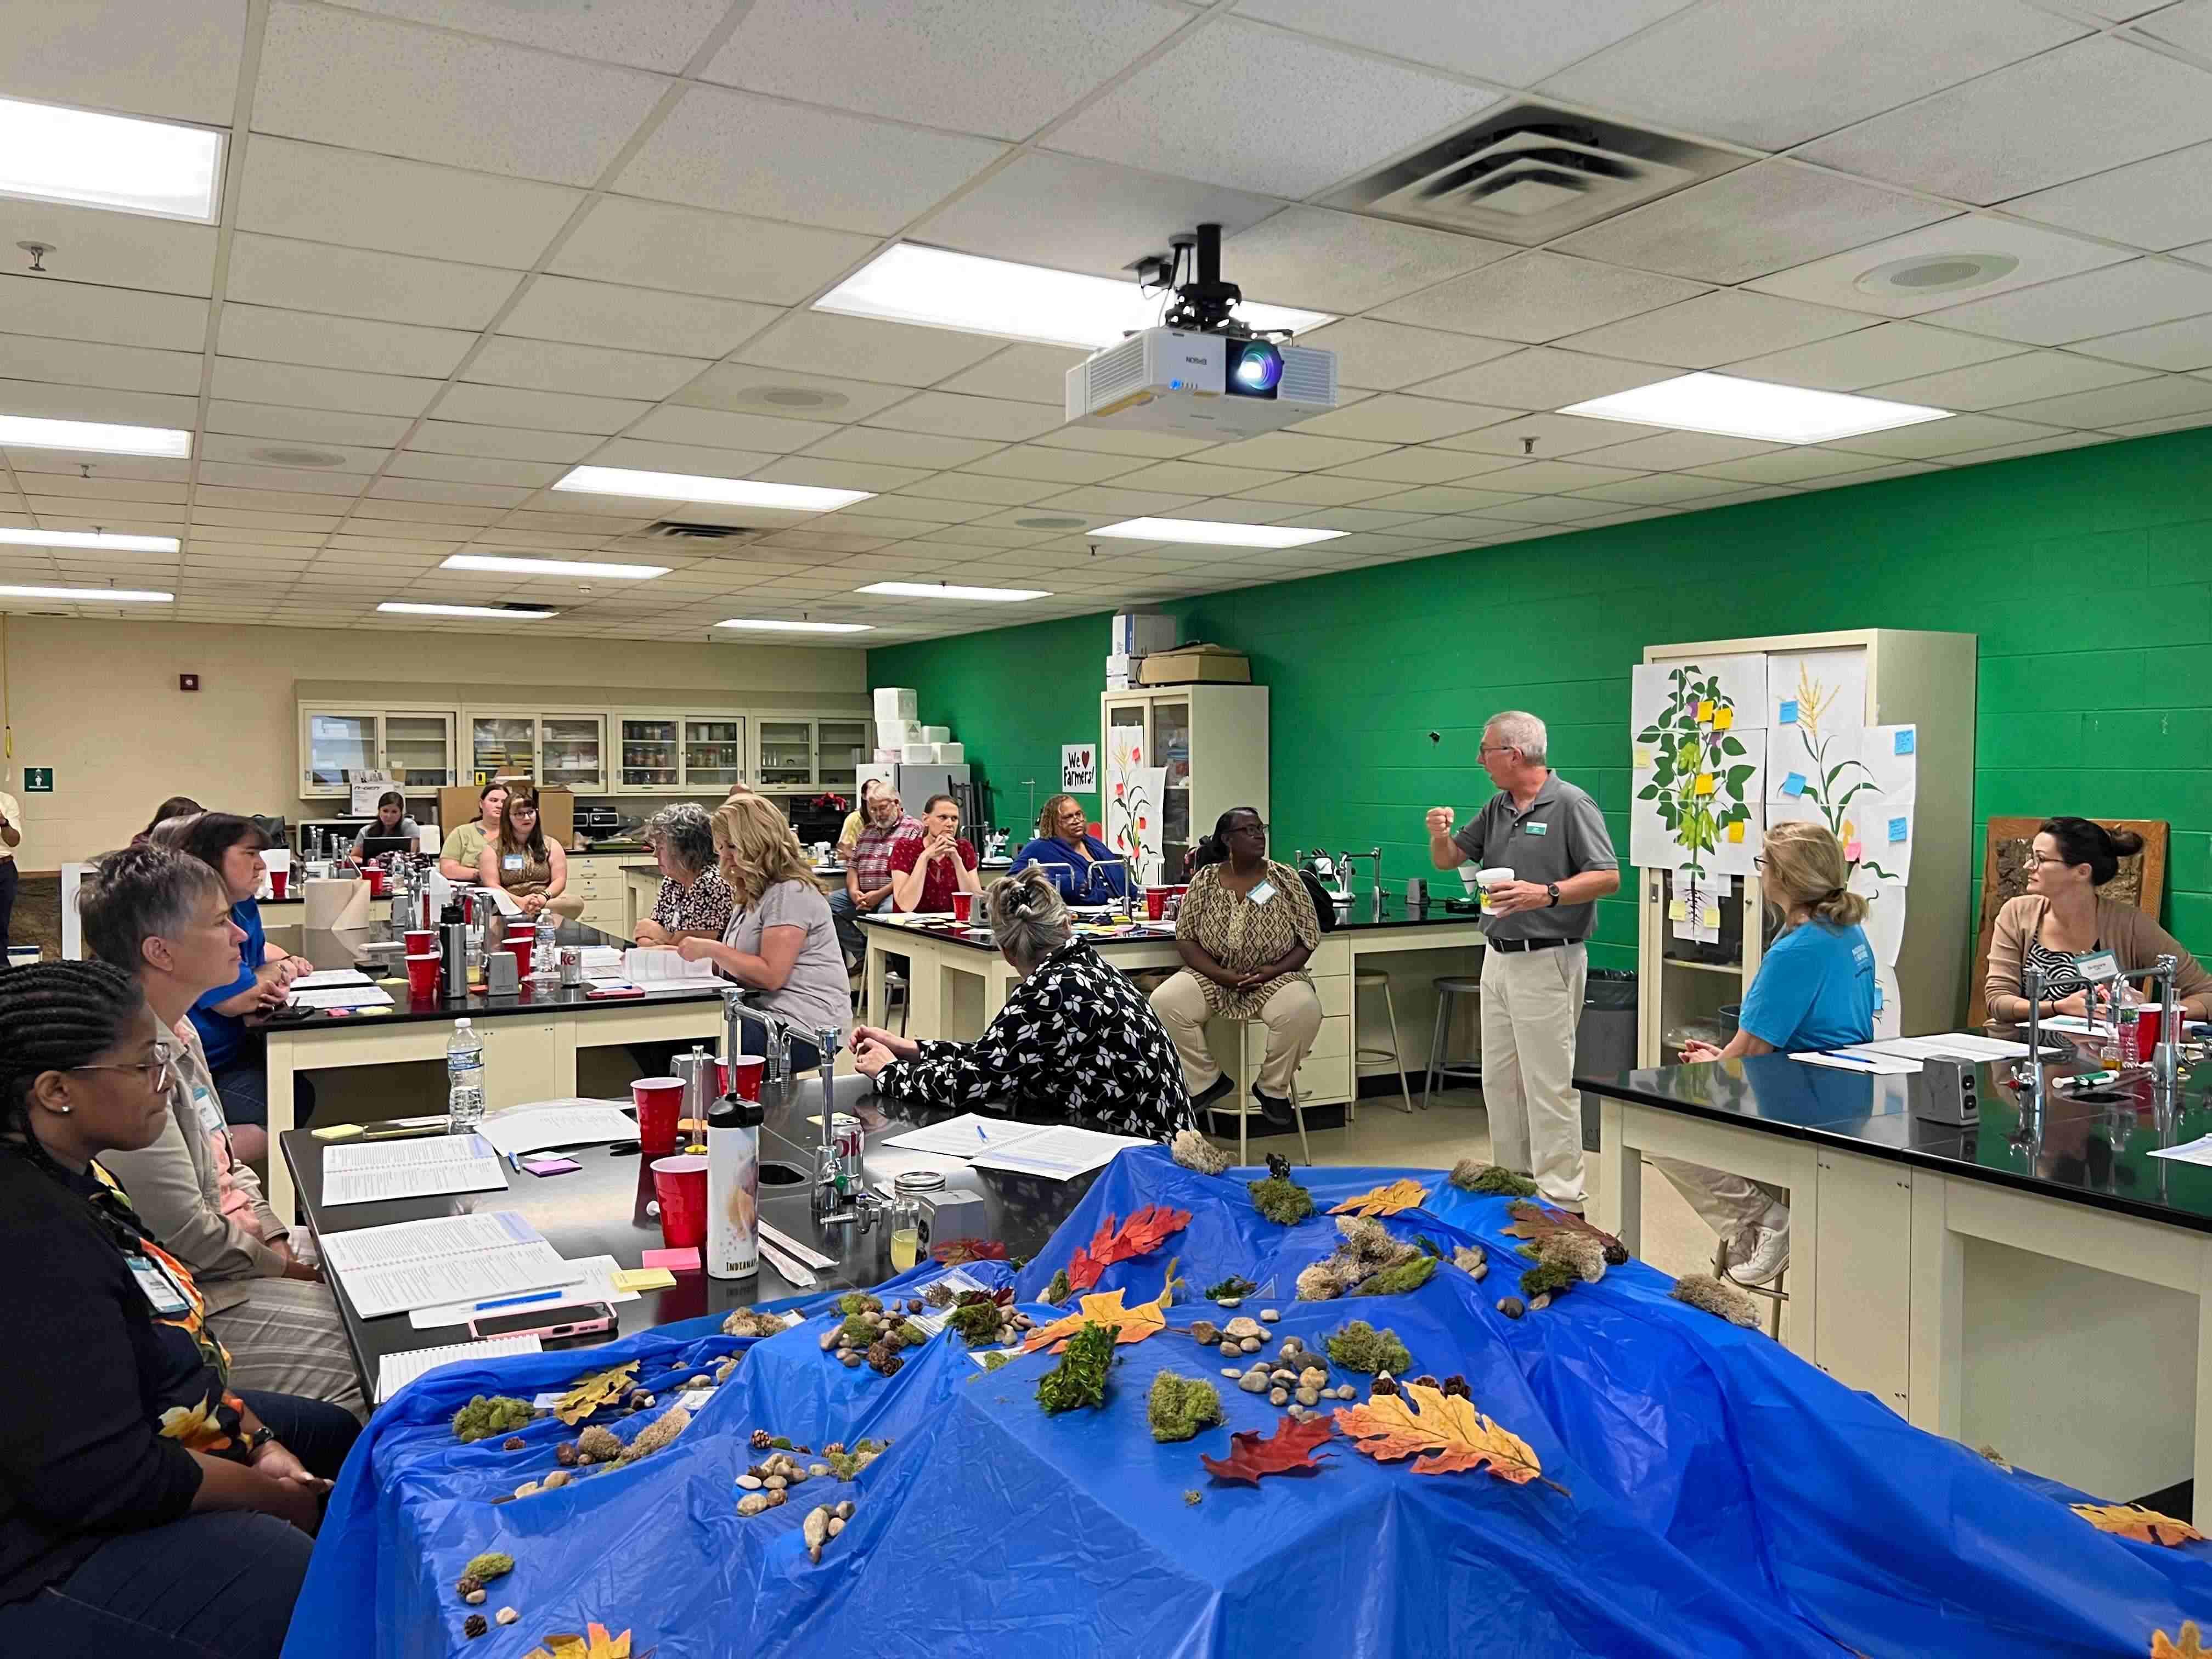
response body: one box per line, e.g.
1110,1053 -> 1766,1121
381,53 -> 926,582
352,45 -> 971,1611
2106,825 -> 2145,857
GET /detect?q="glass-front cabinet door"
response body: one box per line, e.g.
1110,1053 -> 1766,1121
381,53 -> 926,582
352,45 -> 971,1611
816,720 -> 868,793
1154,697 -> 1192,878
301,709 -> 379,796
682,716 -> 747,791
471,714 -> 536,782
755,719 -> 814,788
382,712 -> 456,788
618,715 -> 681,792
540,714 -> 606,792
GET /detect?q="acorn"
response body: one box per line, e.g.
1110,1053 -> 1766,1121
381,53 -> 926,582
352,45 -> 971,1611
500,1436 -> 527,1452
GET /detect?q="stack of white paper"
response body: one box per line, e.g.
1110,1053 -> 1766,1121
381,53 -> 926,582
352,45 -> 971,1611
625,947 -> 718,986
320,1212 -> 575,1318
475,1100 -> 640,1157
376,1334 -> 541,1403
407,1252 -> 641,1329
1790,1049 -> 1921,1075
970,1124 -> 1153,1180
322,1134 -> 508,1206
291,968 -> 372,990
885,1113 -> 1053,1157
290,984 -> 396,1011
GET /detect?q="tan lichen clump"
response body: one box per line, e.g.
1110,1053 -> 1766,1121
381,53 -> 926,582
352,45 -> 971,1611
1673,1274 -> 1762,1328
1295,1215 -> 1424,1300
1171,1128 -> 1231,1177
615,1405 -> 691,1465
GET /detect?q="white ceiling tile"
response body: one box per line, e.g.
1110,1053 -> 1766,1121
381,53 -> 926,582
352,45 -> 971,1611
2071,314 -> 2212,371
1719,321 -> 2027,390
1032,486 -> 1204,517
625,405 -> 840,453
1229,473 -> 1406,506
412,421 -> 606,463
863,392 -> 1063,442
0,274 -> 208,353
1291,394 -> 1509,443
671,364 -> 910,422
1989,374 -> 2212,427
1567,473 -> 1749,506
1686,447 -> 1926,485
1324,447 -> 1498,484
1863,350 -> 2158,408
1798,37 -> 2212,203
207,402 -> 414,447
1927,258 -> 2212,345
802,426 -> 1007,468
958,445 -> 1146,484
2106,410 -> 2212,437
1372,252 -> 1707,344
894,472 -> 1060,506
752,456 -> 935,493
1234,0 -> 1694,85
2135,1 -> 2212,52
1558,291 -> 1874,369
1997,139 -> 2212,253
349,499 -> 504,526
193,473 -> 363,502
1286,319 -> 1518,391
0,376 -> 196,427
0,334 -> 200,395
1549,161 -> 1956,286
1030,425 -> 1217,457
1542,0 -> 2084,150
1434,411 -> 1669,456
1464,495 -> 1626,524
1108,460 -> 1294,495
1,0 -> 242,125
1821,411 -> 2068,457
1745,215 -> 2135,318
1466,459 -> 1646,494
551,196 -> 876,306
584,439 -> 779,477
707,0 -> 1186,138
616,86 -> 1005,235
0,199 -> 217,296
935,345 -> 1091,405
217,303 -> 475,378
225,233 -> 523,330
368,477 -> 531,509
253,2 -> 669,187
497,276 -> 779,359
1048,18 -> 1501,198
916,153 -> 1280,280
334,0 -> 727,70
431,382 -> 651,435
2176,240 -> 2212,268
208,358 -> 438,417
1409,346 -> 1670,409
1572,430 -> 1781,469
1354,484 -> 1534,514
464,337 -> 710,401
1199,432 -> 1397,471
735,311 -> 1005,386
8,450 -> 190,483
1932,430 -> 2118,466
195,435 -> 386,472
387,452 -> 565,488
1218,208 -> 1515,314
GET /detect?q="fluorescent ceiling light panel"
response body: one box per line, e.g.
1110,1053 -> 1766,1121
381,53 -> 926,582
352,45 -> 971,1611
0,528 -> 179,552
0,96 -> 223,222
377,601 -> 558,620
0,585 -> 172,603
551,465 -> 871,512
1093,517 -> 1347,549
441,554 -> 668,579
1561,373 -> 1951,445
0,413 -> 192,458
716,618 -> 874,634
855,581 -> 1049,602
815,244 -> 1334,351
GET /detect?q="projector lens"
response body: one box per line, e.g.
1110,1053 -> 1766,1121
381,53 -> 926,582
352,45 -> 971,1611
1227,340 -> 1283,398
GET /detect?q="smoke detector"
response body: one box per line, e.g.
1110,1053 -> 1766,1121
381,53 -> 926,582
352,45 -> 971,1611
1854,252 -> 2020,297
249,445 -> 348,467
678,381 -> 851,416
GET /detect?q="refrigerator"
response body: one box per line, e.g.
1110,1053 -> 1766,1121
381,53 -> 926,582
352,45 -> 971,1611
856,762 -> 981,842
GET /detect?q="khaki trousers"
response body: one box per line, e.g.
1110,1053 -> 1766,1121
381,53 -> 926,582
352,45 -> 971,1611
1654,1157 -> 1784,1238
1479,941 -> 1588,1209
1150,970 -> 1323,1098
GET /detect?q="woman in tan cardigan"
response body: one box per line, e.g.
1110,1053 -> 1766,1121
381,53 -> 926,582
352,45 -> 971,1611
1985,817 -> 2211,1024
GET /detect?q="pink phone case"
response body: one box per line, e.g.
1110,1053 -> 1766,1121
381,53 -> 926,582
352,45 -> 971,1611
467,1304 -> 615,1342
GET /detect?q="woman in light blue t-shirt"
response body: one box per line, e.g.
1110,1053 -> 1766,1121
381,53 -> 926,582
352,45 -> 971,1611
1661,821 -> 1875,1287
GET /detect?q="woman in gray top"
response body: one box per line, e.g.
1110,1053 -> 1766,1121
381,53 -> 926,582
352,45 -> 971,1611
680,793 -> 851,1066
347,791 -> 420,856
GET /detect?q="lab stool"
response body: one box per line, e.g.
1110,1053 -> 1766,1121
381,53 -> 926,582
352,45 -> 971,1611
1201,1014 -> 1313,1169
1424,975 -> 1483,1110
1712,1233 -> 1788,1340
883,970 -> 910,1037
1354,970 -> 1418,1116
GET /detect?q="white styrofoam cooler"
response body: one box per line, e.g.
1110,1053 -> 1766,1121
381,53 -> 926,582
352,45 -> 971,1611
873,686 -> 919,723
877,718 -> 916,748
919,724 -> 950,743
934,742 -> 964,763
901,742 -> 936,763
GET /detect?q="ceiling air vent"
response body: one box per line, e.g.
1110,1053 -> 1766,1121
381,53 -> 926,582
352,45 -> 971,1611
644,521 -> 763,542
1322,100 -> 1742,245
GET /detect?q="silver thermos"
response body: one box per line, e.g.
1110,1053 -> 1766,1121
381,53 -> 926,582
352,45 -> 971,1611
438,899 -> 469,1000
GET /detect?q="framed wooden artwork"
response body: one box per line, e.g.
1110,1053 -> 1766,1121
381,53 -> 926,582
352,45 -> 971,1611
1966,816 -> 2169,1025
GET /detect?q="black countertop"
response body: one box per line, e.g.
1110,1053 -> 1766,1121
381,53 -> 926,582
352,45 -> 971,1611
857,893 -> 1489,954
1582,1031 -> 2212,1236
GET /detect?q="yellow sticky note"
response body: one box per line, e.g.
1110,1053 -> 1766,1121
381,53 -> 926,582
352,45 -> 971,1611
1713,706 -> 1734,731
1668,899 -> 1689,922
311,1122 -> 363,1141
1696,699 -> 1714,719
1633,743 -> 1654,768
613,1268 -> 678,1293
1726,820 -> 1745,843
1695,772 -> 1716,795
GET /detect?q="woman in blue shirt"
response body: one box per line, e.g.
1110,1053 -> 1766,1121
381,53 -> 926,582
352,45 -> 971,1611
1010,793 -> 1128,902
1661,820 -> 1875,1287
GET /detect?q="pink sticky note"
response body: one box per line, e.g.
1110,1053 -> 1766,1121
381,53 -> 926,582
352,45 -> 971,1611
520,1154 -> 580,1176
1845,839 -> 1864,861
642,1246 -> 701,1272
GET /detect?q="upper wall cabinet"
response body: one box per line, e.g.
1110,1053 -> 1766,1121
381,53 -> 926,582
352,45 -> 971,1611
298,705 -> 460,799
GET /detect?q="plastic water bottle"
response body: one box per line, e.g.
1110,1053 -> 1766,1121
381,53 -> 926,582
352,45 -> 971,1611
446,1018 -> 486,1134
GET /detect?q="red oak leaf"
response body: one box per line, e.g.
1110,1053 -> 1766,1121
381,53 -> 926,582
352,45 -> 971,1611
1199,1414 -> 1335,1486
1066,1204 -> 1192,1292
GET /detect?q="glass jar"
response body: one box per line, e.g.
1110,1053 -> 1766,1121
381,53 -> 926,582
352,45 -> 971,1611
888,1169 -> 944,1272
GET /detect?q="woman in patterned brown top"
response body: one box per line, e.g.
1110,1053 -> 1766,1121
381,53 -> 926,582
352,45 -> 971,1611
633,803 -> 734,946
1149,806 -> 1322,1126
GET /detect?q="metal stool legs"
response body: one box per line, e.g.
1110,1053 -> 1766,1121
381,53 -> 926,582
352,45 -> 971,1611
1424,977 -> 1483,1110
1355,970 -> 1417,1115
1712,1235 -> 1788,1340
1210,1015 -> 1312,1166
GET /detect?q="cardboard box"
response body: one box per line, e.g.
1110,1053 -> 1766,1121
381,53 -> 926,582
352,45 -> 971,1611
1110,611 -> 1180,657
1138,644 -> 1250,685
872,686 -> 919,723
437,781 -> 574,848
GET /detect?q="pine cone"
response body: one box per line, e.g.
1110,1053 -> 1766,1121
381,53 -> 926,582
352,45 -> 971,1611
500,1436 -> 527,1452
750,1429 -> 772,1451
1370,1375 -> 1398,1397
455,1576 -> 483,1598
463,1613 -> 488,1639
554,1441 -> 579,1466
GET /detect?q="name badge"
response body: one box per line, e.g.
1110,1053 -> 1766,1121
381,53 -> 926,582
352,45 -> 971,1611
2074,949 -> 2122,983
190,1084 -> 225,1137
1523,821 -> 1550,837
503,854 -> 525,872
1248,879 -> 1276,905
128,1254 -> 190,1317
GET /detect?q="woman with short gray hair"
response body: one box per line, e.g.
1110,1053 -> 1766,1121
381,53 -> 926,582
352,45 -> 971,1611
850,867 -> 1190,1137
633,802 -> 734,946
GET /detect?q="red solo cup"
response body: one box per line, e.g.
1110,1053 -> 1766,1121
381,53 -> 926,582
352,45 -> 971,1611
650,1155 -> 708,1249
364,866 -> 387,897
404,929 -> 436,955
404,953 -> 441,999
633,1076 -> 685,1155
951,890 -> 974,922
269,868 -> 290,899
727,1054 -> 764,1102
505,930 -> 534,977
714,1059 -> 730,1097
2133,1006 -> 2164,1062
1146,885 -> 1168,920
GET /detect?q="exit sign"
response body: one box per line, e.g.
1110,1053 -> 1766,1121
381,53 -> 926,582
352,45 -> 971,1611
21,768 -> 52,792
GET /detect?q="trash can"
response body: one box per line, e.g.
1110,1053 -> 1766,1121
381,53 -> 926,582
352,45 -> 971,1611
1575,969 -> 1638,1150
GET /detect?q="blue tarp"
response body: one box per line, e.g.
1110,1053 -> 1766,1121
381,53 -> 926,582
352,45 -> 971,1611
287,1150 -> 2212,1658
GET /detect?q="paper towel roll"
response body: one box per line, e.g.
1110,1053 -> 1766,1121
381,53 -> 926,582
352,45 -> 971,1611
303,877 -> 373,930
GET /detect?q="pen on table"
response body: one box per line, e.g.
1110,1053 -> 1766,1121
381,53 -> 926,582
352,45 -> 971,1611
1818,1051 -> 1877,1069
476,1290 -> 560,1310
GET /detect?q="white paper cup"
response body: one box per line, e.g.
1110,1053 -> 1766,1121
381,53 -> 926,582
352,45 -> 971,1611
1476,866 -> 1515,912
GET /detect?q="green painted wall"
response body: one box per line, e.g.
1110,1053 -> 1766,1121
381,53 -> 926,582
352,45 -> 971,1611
870,426 -> 2212,981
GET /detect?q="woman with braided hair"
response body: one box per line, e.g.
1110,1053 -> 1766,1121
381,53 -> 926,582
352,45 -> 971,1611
0,960 -> 358,1656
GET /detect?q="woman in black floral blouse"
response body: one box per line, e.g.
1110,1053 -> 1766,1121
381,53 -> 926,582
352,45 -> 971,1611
850,868 -> 1190,1139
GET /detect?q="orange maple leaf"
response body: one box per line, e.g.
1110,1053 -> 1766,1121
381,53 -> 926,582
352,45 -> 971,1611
1328,1178 -> 1429,1219
2073,1502 -> 2208,1547
526,1624 -> 636,1659
1334,1382 -> 1561,1492
2154,1620 -> 2210,1658
1023,1259 -> 1176,1353
1066,1204 -> 1190,1291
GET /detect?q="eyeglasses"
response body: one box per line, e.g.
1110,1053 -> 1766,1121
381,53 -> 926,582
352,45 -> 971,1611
1227,821 -> 1269,837
2022,852 -> 2067,868
72,1046 -> 181,1091
1751,855 -> 1765,872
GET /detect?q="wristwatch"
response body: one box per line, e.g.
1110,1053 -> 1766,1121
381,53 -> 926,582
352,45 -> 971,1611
1545,883 -> 1561,907
243,1425 -> 276,1457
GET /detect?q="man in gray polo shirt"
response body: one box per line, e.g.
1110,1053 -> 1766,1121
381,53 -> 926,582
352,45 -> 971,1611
1427,710 -> 1619,1210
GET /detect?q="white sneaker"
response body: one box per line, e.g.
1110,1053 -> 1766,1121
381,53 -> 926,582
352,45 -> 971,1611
1724,1204 -> 1791,1286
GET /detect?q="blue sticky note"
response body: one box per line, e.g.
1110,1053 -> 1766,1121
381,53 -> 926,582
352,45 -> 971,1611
1874,980 -> 1885,1012
1781,771 -> 1806,796
1893,728 -> 1915,755
1887,816 -> 1908,843
1778,699 -> 1798,725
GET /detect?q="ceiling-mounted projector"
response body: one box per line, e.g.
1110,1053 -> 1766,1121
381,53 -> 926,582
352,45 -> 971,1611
1064,222 -> 1336,438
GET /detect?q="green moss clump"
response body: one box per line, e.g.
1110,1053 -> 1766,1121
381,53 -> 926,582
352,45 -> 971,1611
1353,1255 -> 1438,1297
450,1395 -> 536,1443
1045,1268 -> 1071,1305
1146,1372 -> 1225,1443
1204,1275 -> 1258,1300
1036,1322 -> 1118,1414
461,1551 -> 514,1585
897,1321 -> 928,1345
839,1314 -> 876,1344
977,1350 -> 1013,1374
837,1292 -> 883,1316
1448,1159 -> 1539,1198
1520,1259 -> 1579,1300
947,1299 -> 1005,1344
1248,1175 -> 1315,1226
1325,1319 -> 1412,1376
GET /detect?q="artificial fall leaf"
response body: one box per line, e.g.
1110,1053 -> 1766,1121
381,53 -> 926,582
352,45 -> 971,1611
2073,1502 -> 2207,1547
1334,1381 -> 1564,1493
1329,1178 -> 1429,1219
930,1237 -> 1008,1264
527,1623 -> 636,1659
1024,1259 -> 1175,1353
552,1361 -> 640,1427
2153,1620 -> 2210,1658
1066,1204 -> 1191,1292
1199,1412 -> 1335,1486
